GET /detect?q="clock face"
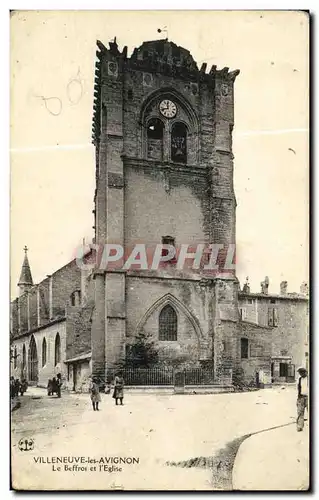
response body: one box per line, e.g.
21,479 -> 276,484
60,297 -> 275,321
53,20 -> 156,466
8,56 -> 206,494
159,99 -> 177,118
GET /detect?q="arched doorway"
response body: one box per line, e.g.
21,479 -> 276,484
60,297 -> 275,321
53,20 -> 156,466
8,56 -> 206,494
28,336 -> 38,383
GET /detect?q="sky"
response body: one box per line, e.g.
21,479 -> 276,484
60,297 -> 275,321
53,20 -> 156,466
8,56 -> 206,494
10,10 -> 309,298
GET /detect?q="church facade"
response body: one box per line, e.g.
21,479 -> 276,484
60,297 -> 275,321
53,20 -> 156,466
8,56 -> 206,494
10,38 -> 309,390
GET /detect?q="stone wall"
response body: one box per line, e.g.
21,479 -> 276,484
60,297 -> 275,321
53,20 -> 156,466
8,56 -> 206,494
65,305 -> 93,362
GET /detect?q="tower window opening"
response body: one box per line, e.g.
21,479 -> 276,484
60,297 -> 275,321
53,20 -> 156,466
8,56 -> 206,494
147,118 -> 164,161
171,122 -> 187,164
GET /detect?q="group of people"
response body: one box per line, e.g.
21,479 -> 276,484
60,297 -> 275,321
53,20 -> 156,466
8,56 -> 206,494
47,373 -> 62,398
10,377 -> 28,398
90,373 -> 124,411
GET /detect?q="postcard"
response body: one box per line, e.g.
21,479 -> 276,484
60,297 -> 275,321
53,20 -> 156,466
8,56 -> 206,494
10,10 -> 309,491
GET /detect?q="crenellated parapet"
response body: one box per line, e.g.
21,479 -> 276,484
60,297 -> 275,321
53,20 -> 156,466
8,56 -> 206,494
91,37 -> 240,149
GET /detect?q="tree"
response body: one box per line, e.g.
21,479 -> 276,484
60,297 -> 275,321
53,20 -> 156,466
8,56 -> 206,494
125,332 -> 159,368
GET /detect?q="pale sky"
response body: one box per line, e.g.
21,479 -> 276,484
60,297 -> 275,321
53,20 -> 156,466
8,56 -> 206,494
10,10 -> 309,299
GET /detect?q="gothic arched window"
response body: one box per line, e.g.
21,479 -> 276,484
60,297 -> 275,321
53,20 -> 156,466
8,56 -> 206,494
42,338 -> 47,367
159,305 -> 177,341
22,344 -> 26,371
55,333 -> 61,366
171,122 -> 187,164
147,118 -> 164,161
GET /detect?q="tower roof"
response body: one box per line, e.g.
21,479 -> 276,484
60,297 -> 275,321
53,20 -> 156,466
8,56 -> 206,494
18,246 -> 33,287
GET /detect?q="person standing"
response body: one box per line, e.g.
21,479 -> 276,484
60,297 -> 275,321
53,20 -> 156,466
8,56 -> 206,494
296,367 -> 308,432
56,373 -> 62,398
112,373 -> 124,406
90,378 -> 101,411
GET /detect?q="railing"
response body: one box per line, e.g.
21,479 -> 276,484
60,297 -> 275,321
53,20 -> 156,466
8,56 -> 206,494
106,368 -> 174,386
105,368 -> 232,386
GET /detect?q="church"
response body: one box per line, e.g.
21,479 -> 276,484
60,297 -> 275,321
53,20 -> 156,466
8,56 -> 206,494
10,38 -> 308,391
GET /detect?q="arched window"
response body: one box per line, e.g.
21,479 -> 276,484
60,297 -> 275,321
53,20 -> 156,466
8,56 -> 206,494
21,344 -> 26,379
22,344 -> 26,370
171,122 -> 187,164
28,335 -> 38,382
147,118 -> 164,161
55,333 -> 61,366
42,338 -> 47,367
159,305 -> 177,341
13,346 -> 17,369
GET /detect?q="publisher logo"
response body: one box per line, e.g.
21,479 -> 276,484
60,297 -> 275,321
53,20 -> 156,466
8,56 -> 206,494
18,438 -> 34,452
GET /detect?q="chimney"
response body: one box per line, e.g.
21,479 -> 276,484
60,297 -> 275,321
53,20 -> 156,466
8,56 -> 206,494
260,276 -> 269,295
243,276 -> 250,294
300,282 -> 309,296
280,281 -> 288,295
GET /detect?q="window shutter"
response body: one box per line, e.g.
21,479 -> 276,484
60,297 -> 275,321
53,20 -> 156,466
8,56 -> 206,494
268,307 -> 274,326
273,308 -> 278,327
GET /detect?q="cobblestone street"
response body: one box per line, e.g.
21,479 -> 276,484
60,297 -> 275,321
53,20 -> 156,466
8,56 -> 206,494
11,386 -> 309,490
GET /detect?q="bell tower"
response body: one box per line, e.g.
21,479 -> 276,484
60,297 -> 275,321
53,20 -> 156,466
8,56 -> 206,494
18,246 -> 33,296
91,37 -> 240,382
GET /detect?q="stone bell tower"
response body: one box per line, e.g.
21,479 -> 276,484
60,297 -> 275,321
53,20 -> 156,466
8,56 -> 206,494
91,37 -> 240,382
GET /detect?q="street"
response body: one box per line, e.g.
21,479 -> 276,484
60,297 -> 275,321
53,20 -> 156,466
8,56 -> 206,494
11,386 -> 309,490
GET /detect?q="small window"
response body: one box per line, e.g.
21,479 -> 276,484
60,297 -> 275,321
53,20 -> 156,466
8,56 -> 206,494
161,236 -> 176,263
128,89 -> 133,100
71,290 -> 81,306
241,338 -> 249,359
171,122 -> 187,164
268,307 -> 278,327
159,305 -> 177,341
239,308 -> 247,320
42,338 -> 47,367
247,299 -> 253,304
270,298 -> 276,304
